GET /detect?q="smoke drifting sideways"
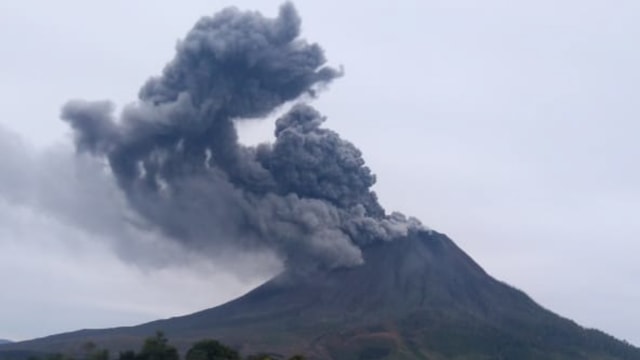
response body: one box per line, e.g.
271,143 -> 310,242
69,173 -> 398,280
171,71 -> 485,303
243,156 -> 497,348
62,3 -> 423,273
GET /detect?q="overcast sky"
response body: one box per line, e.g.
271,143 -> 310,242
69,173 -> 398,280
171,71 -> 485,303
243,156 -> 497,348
0,0 -> 638,346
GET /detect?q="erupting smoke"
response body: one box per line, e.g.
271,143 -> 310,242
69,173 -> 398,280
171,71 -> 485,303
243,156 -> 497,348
62,2 -> 422,272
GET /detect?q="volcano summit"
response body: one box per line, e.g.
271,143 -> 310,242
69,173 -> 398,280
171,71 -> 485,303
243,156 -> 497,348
3,230 -> 639,359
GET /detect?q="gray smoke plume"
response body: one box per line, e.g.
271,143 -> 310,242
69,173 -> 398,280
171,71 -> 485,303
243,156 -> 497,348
62,3 -> 422,272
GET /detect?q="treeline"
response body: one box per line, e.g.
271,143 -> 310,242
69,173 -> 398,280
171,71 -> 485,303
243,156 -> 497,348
27,332 -> 305,360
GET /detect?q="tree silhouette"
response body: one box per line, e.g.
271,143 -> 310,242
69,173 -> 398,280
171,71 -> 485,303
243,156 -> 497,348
185,339 -> 240,360
137,331 -> 179,360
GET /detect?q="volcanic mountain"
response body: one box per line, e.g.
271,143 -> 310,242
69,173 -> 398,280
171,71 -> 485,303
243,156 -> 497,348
2,2 -> 638,359
2,230 -> 638,359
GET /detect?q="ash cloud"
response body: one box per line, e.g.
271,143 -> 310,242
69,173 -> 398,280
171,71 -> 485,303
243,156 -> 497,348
61,3 -> 422,272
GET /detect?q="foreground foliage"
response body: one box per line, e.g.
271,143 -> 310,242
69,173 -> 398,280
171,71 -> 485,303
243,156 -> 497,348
26,332 -> 304,360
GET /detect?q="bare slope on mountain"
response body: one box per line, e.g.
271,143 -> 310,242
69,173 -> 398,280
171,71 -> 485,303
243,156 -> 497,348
2,231 -> 639,359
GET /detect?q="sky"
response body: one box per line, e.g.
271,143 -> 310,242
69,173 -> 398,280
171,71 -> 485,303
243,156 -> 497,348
0,0 -> 639,346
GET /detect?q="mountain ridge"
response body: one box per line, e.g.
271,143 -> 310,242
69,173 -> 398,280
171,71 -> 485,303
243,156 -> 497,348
2,231 -> 639,359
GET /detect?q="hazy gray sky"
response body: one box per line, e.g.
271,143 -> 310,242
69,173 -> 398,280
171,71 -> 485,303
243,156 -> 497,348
1,0 -> 638,346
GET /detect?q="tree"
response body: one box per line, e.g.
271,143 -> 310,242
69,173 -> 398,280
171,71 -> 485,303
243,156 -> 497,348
137,331 -> 179,360
81,341 -> 109,360
244,354 -> 273,360
245,353 -> 306,360
185,339 -> 240,360
88,349 -> 109,360
117,350 -> 137,360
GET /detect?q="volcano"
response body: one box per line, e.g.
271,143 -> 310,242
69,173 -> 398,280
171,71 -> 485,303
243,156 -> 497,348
2,3 -> 638,359
2,230 -> 638,359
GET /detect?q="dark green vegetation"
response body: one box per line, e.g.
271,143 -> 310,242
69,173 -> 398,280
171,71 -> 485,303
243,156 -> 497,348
1,231 -> 639,359
9,332 -> 303,360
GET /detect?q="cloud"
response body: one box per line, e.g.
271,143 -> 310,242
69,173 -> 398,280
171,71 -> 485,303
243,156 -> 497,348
60,3 -> 422,274
0,124 -> 280,274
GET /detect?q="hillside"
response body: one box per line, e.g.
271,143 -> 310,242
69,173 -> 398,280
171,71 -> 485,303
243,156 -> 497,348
2,230 -> 638,359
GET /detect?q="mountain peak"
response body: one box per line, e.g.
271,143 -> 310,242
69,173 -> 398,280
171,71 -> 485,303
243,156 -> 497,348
4,231 -> 639,359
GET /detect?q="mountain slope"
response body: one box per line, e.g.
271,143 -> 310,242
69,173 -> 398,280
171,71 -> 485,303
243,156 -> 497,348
2,230 -> 638,359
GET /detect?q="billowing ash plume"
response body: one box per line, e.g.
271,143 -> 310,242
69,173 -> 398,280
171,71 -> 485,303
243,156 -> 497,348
62,2 -> 422,272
